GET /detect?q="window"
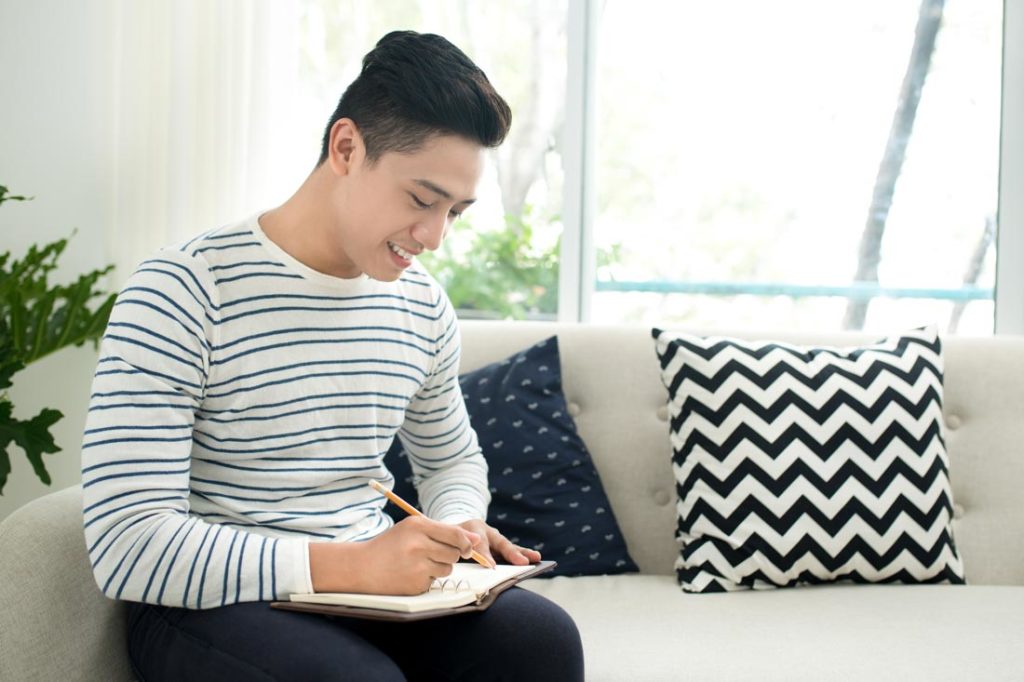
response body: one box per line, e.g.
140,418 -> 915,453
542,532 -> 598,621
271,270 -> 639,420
298,1 -> 1013,334
590,0 -> 1002,334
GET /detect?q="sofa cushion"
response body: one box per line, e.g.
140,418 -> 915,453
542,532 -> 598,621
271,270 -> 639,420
385,336 -> 638,577
652,327 -> 965,592
0,485 -> 133,681
522,575 -> 1024,682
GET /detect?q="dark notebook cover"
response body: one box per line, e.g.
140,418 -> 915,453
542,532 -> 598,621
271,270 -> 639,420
270,560 -> 556,623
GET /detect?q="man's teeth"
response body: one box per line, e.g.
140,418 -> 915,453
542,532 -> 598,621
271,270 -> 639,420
389,242 -> 414,260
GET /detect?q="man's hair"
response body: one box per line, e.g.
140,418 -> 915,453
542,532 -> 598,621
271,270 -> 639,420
317,31 -> 512,165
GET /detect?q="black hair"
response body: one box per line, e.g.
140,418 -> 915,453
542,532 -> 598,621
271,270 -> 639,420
317,31 -> 512,165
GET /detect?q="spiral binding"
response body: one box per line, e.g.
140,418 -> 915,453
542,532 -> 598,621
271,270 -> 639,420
430,577 -> 470,593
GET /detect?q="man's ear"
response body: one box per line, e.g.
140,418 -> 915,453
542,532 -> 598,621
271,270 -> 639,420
327,118 -> 362,176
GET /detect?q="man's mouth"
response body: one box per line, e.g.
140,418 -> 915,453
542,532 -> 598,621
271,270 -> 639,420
388,242 -> 415,261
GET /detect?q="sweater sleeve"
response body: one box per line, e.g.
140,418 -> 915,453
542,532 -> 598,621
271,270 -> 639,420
398,289 -> 490,524
81,249 -> 311,609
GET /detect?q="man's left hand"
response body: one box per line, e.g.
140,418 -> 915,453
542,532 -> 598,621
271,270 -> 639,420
457,519 -> 542,566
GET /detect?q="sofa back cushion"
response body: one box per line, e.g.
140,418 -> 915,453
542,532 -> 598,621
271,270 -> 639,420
458,321 -> 1024,585
457,323 -> 685,574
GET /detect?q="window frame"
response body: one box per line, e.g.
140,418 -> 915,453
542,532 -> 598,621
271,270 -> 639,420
996,0 -> 1024,334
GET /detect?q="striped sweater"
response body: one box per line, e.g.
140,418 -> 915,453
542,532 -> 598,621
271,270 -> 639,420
81,214 -> 489,609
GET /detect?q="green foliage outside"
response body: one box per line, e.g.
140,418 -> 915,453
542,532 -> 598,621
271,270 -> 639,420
0,186 -> 116,494
421,208 -> 559,320
422,206 -> 623,320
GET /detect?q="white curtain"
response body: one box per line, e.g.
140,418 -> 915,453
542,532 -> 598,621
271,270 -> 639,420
107,0 -> 305,283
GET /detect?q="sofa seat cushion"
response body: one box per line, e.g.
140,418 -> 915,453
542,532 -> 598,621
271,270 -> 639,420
522,574 -> 1024,682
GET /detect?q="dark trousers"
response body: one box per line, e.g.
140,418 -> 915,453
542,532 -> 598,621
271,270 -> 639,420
126,587 -> 584,681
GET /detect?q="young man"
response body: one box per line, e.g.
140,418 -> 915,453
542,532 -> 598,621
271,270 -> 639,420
82,31 -> 584,680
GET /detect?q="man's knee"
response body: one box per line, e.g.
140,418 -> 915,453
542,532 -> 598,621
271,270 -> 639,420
479,589 -> 585,681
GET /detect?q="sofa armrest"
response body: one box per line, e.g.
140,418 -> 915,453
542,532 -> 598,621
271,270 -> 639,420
0,485 -> 133,681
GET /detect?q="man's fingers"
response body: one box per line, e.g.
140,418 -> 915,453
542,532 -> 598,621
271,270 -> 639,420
429,559 -> 454,578
472,540 -> 496,567
410,516 -> 479,554
519,546 -> 543,562
488,533 -> 533,565
422,536 -> 466,566
450,529 -> 479,558
413,520 -> 481,565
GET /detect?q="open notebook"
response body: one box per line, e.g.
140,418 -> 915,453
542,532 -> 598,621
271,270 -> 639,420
272,561 -> 555,622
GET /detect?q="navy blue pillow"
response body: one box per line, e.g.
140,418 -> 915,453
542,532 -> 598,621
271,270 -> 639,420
384,336 -> 638,577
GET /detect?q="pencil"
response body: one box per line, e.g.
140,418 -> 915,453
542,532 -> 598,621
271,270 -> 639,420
368,480 -> 494,568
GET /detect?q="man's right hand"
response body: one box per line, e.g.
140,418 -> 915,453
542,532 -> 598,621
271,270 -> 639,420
308,515 -> 481,595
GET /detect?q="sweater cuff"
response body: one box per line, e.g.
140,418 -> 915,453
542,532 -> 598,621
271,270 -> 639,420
278,536 -> 313,597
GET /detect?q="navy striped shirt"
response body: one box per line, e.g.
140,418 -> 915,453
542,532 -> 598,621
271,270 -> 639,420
82,214 -> 489,608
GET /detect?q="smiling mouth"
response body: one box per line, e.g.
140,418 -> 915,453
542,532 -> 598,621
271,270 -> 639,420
388,241 -> 416,261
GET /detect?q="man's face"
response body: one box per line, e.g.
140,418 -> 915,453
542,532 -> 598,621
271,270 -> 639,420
333,133 -> 485,282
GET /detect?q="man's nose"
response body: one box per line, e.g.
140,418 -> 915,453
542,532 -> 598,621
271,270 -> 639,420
412,212 -> 448,252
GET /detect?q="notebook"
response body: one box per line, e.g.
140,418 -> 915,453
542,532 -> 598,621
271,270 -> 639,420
271,561 -> 555,622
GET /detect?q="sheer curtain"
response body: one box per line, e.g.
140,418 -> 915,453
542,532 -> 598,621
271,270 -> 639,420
107,0 -> 306,282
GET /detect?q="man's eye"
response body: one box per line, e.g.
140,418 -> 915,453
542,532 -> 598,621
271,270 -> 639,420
410,194 -> 431,209
448,210 -> 463,219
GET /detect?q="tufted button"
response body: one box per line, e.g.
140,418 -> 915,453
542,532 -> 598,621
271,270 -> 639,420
953,503 -> 965,519
653,490 -> 671,506
567,402 -> 581,417
946,415 -> 962,430
656,406 -> 669,422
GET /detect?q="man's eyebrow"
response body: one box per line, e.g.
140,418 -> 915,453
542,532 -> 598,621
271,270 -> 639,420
414,179 -> 476,205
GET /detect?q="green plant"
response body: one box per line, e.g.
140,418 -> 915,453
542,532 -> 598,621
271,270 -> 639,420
0,185 -> 116,494
421,206 -> 624,320
422,208 -> 560,319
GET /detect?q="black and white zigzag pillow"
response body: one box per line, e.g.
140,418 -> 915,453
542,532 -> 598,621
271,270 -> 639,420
652,327 -> 965,593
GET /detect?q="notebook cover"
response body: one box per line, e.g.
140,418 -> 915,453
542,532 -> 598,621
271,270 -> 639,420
270,560 -> 556,623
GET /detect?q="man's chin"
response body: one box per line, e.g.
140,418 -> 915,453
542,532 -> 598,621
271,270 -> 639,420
366,270 -> 403,283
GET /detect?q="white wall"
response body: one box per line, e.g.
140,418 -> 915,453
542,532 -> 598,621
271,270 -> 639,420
0,0 -> 116,519
0,0 -> 308,521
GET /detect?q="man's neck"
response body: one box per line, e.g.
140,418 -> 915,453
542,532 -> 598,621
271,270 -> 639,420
259,167 -> 353,278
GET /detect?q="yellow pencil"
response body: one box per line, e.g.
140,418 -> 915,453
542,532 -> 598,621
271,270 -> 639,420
368,480 -> 494,568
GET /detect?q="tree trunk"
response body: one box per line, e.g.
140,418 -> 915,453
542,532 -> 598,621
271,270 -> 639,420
842,0 -> 945,330
948,215 -> 995,333
495,0 -> 566,221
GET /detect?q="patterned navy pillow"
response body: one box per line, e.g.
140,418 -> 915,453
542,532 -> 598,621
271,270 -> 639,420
385,336 -> 638,577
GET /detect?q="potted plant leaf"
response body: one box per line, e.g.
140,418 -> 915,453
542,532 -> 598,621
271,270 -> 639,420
0,185 -> 116,494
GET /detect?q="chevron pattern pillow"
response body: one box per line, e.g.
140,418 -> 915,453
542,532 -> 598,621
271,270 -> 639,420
652,327 -> 965,593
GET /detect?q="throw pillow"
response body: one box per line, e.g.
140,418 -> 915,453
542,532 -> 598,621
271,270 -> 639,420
652,326 -> 965,593
385,336 -> 638,577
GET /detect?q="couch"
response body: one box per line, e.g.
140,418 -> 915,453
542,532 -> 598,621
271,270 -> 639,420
2,321 -> 1023,681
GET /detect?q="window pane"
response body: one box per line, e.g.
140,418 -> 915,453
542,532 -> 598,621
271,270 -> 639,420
298,0 -> 568,320
592,0 -> 1002,334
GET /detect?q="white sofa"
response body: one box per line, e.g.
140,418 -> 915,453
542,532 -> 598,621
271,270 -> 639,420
2,321 -> 1023,681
